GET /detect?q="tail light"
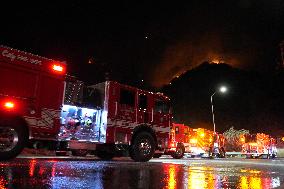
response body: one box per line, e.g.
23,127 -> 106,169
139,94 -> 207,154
4,101 -> 15,110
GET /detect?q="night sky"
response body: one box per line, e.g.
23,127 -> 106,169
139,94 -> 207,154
1,1 -> 283,87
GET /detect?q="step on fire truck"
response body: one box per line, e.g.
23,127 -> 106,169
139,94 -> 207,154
241,133 -> 277,159
163,123 -> 225,159
0,46 -> 172,161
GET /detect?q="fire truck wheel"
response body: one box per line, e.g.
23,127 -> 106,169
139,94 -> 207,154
0,118 -> 28,161
171,144 -> 185,159
71,149 -> 88,157
96,150 -> 114,160
130,132 -> 155,162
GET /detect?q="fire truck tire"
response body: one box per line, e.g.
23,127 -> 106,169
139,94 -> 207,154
96,150 -> 114,160
130,132 -> 155,162
0,118 -> 28,161
171,143 -> 185,159
71,149 -> 88,157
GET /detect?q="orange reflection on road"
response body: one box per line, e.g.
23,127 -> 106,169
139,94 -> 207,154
250,177 -> 262,189
187,166 -> 215,189
239,176 -> 263,189
0,176 -> 7,189
237,169 -> 281,189
166,165 -> 177,189
240,176 -> 249,189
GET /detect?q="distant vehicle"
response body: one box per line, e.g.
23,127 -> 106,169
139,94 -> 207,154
241,133 -> 277,159
0,46 -> 171,162
163,123 -> 225,159
188,128 -> 225,158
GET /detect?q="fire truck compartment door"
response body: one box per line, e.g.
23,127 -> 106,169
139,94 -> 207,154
59,105 -> 107,143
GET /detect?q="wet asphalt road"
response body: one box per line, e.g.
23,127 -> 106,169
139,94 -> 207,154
0,156 -> 284,189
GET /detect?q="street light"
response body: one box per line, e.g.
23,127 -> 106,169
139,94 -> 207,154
210,86 -> 227,134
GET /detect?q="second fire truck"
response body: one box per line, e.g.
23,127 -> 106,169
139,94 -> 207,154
241,133 -> 277,158
164,123 -> 225,158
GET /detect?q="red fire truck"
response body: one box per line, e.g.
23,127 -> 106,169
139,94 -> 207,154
164,123 -> 225,159
241,133 -> 277,159
0,46 -> 172,161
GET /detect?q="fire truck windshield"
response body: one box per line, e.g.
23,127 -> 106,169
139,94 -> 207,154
82,87 -> 103,109
154,98 -> 171,114
64,80 -> 103,109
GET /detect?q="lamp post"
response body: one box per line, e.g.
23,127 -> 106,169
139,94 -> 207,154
210,86 -> 227,134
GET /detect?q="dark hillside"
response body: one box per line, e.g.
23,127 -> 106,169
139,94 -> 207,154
162,62 -> 284,136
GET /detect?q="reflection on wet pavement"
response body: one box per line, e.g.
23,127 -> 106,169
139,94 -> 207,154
0,159 -> 283,189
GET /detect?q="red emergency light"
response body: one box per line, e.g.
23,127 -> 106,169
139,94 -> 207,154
169,142 -> 175,148
4,101 -> 15,110
52,64 -> 64,72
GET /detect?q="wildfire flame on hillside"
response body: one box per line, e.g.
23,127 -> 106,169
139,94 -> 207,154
148,34 -> 257,88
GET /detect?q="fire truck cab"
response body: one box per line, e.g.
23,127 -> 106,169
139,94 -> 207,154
0,46 -> 171,162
